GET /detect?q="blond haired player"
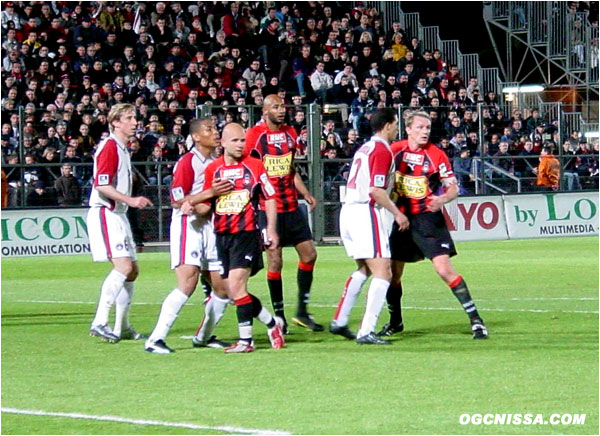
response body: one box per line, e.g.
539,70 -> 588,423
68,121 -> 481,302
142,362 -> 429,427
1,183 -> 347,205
87,103 -> 153,343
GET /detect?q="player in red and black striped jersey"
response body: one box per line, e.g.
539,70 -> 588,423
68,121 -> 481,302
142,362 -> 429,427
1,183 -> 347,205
192,123 -> 285,353
244,94 -> 322,333
381,111 -> 488,340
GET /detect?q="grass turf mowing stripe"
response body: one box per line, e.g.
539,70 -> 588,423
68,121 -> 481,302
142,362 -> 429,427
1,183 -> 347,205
1,408 -> 292,435
12,299 -> 599,314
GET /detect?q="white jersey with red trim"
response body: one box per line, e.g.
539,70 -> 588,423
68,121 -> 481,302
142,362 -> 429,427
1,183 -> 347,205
88,135 -> 132,213
343,135 -> 394,205
170,147 -> 215,224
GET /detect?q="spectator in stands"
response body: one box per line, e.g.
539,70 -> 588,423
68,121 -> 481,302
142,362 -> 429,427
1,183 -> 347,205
322,119 -> 343,149
292,44 -> 314,97
310,60 -> 334,103
54,163 -> 82,206
341,128 -> 362,158
351,88 -> 373,130
492,141 -> 514,176
561,140 -> 582,190
453,147 -> 474,195
145,144 -> 172,186
536,145 -> 560,191
27,180 -> 56,206
514,140 -> 538,179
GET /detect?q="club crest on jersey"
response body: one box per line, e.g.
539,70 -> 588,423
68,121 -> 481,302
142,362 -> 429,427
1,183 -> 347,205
171,186 -> 184,201
244,173 -> 250,185
98,174 -> 110,185
221,168 -> 244,181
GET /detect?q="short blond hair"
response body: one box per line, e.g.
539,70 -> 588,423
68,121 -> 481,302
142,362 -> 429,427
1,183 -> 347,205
404,110 -> 431,128
108,103 -> 136,133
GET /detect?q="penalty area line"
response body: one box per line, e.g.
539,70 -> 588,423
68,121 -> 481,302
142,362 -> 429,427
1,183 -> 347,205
0,407 -> 292,435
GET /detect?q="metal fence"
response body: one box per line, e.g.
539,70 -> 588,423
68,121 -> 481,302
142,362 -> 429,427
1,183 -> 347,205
3,103 -> 598,242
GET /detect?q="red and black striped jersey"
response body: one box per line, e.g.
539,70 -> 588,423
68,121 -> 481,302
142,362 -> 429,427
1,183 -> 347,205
244,121 -> 298,213
204,155 -> 276,234
390,140 -> 457,215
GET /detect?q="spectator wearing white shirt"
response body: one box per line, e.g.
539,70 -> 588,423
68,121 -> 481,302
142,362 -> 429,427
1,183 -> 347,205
310,60 -> 333,102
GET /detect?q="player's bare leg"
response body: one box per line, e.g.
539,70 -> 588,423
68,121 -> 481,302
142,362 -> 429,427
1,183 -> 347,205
355,257 -> 392,345
431,255 -> 488,339
377,260 -> 406,337
330,261 -> 370,339
90,256 -> 135,343
225,267 -> 283,353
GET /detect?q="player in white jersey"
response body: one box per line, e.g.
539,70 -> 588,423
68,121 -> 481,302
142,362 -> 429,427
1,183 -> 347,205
145,118 -> 235,354
88,103 -> 153,343
331,108 -> 409,345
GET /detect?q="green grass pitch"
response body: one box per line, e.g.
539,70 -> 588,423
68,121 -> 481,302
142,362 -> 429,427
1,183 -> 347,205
2,237 -> 598,435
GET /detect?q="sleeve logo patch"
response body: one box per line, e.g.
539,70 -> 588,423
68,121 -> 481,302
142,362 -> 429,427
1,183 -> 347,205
98,174 -> 110,185
373,174 -> 386,187
260,173 -> 276,196
171,187 -> 184,201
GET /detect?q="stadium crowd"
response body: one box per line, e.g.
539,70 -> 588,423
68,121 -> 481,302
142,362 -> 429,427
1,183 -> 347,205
1,1 -> 598,207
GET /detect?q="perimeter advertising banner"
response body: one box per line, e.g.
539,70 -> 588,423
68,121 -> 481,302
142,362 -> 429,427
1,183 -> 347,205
504,192 -> 599,239
443,196 -> 508,242
1,208 -> 90,257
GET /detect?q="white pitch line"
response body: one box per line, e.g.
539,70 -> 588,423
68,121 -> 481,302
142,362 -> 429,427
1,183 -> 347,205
10,300 -> 599,314
1,407 -> 292,435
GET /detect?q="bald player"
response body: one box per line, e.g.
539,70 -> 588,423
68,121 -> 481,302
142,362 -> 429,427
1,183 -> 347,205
187,123 -> 285,353
244,94 -> 322,333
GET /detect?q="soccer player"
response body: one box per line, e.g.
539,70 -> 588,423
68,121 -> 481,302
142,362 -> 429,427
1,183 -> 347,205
144,118 -> 235,354
194,122 -> 285,353
332,108 -> 409,345
87,103 -> 153,343
381,111 -> 488,339
244,94 -> 322,333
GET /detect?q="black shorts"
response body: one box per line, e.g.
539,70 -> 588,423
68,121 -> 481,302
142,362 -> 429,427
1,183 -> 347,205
216,230 -> 264,278
258,207 -> 313,247
390,211 -> 457,262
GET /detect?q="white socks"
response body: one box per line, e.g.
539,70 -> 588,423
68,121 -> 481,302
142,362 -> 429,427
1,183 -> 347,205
332,270 -> 368,327
148,288 -> 189,342
194,291 -> 229,342
92,269 -> 127,327
113,281 -> 134,337
357,277 -> 390,338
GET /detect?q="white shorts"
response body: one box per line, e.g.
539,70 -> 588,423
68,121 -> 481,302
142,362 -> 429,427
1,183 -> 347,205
87,207 -> 137,262
339,203 -> 393,260
170,213 -> 221,271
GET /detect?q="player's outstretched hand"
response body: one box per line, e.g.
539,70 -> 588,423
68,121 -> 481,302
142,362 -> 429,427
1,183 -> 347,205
304,193 -> 318,211
211,177 -> 234,196
129,196 -> 153,209
394,212 -> 409,231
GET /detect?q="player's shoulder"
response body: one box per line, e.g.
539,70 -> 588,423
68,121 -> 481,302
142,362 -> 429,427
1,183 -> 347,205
281,124 -> 297,136
424,142 -> 448,160
206,156 -> 225,171
243,155 -> 264,167
97,136 -> 119,153
390,139 -> 408,154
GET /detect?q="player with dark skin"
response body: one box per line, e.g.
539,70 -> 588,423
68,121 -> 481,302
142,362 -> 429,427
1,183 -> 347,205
245,94 -> 322,332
